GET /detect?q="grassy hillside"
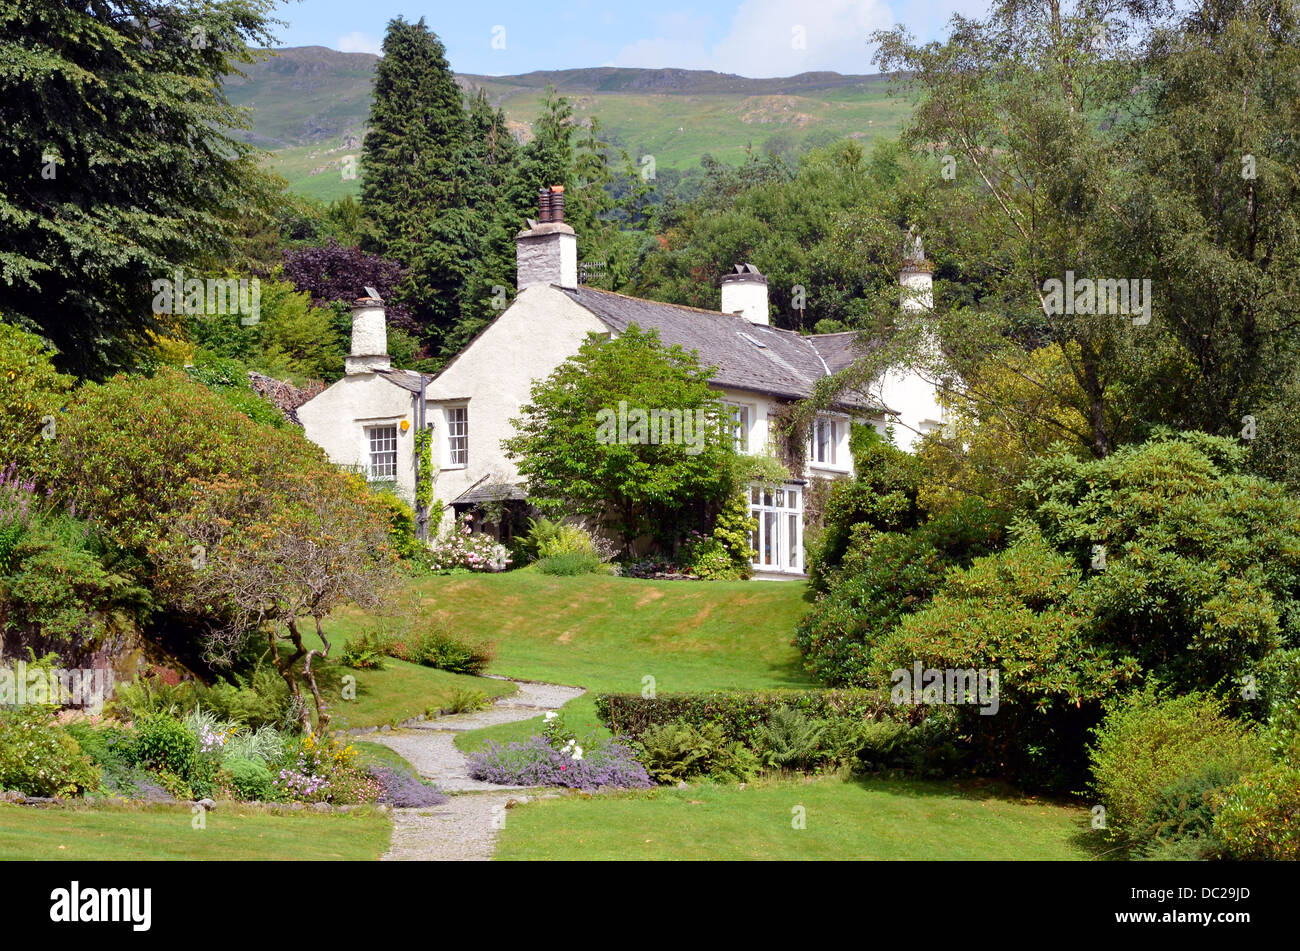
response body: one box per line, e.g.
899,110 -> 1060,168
224,47 -> 911,199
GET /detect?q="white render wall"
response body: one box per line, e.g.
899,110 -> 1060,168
420,285 -> 608,529
297,372 -> 418,497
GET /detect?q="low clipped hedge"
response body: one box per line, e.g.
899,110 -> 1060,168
595,689 -> 927,744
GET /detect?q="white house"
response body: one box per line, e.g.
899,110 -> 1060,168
297,186 -> 944,578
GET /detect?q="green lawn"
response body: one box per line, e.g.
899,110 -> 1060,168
495,775 -> 1100,861
322,656 -> 516,732
334,571 -> 813,751
0,804 -> 391,861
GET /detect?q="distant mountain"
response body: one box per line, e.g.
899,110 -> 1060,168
225,47 -> 908,201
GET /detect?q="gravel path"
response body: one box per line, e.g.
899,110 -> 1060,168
361,678 -> 584,861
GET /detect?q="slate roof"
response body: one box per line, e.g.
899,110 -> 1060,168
377,368 -> 425,393
452,480 -> 528,505
558,286 -> 878,411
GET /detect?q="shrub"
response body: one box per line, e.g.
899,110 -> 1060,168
597,689 -> 921,746
535,522 -> 600,559
130,712 -> 200,782
706,490 -> 756,578
223,755 -> 277,801
678,532 -> 735,580
65,722 -> 167,801
389,624 -> 494,675
1021,433 -> 1300,694
636,720 -> 758,784
535,552 -> 608,576
424,513 -> 511,572
468,735 -> 654,790
339,630 -> 391,670
0,322 -> 75,475
371,490 -> 419,560
794,496 -> 1007,685
1213,764 -> 1300,860
272,734 -> 382,804
1134,767 -> 1237,859
434,688 -> 489,716
0,708 -> 100,797
805,428 -> 925,592
111,666 -> 299,734
754,707 -> 825,771
1088,688 -> 1268,836
1,509 -> 145,662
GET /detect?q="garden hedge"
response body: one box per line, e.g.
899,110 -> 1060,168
596,689 -> 928,744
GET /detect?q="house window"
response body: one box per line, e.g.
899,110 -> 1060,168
367,425 -> 398,480
810,416 -> 841,466
749,483 -> 803,574
446,407 -> 468,467
725,403 -> 751,452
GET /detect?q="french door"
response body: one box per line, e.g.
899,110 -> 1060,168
749,483 -> 804,574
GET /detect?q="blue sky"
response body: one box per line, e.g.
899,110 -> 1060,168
271,0 -> 991,77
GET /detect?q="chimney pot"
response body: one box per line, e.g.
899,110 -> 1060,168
345,299 -> 391,375
720,262 -> 769,325
517,191 -> 578,290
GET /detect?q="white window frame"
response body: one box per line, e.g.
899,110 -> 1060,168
809,414 -> 849,470
444,405 -> 469,468
749,482 -> 804,574
724,402 -> 753,453
366,423 -> 398,481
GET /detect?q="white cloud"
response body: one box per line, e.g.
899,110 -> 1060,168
336,31 -> 383,56
615,0 -> 898,77
711,0 -> 895,76
614,13 -> 715,70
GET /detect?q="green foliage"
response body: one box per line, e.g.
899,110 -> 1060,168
633,139 -> 923,332
505,324 -> 737,548
707,491 -> 756,577
535,553 -> 609,576
1134,767 -> 1238,860
0,509 -> 145,661
807,427 -> 926,591
753,707 -> 825,771
370,490 -> 419,560
635,720 -> 758,784
679,533 -> 737,580
388,624 -> 494,675
339,631 -> 390,671
796,496 -> 1007,685
1213,764 -> 1300,861
0,0 -> 283,377
413,427 -> 436,518
222,756 -> 277,801
1088,688 -> 1268,837
535,523 -> 601,560
436,688 -> 491,716
0,708 -> 100,797
597,689 -> 921,747
0,323 -> 74,474
130,713 -> 201,783
1020,433 -> 1300,693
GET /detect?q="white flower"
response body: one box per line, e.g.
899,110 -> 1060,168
543,712 -> 558,722
573,746 -> 583,760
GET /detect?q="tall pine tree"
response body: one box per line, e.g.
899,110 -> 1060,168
360,18 -> 469,347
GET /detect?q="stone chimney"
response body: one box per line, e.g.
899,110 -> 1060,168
345,293 -> 391,375
900,228 -> 933,315
720,263 -> 769,325
516,185 -> 577,290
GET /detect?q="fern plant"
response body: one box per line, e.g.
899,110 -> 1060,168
755,707 -> 825,771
